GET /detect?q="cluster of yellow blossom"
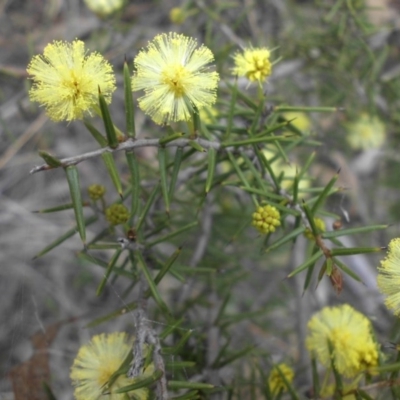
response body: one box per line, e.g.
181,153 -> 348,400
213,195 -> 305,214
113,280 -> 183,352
70,332 -> 152,400
27,34 -> 273,125
306,304 -> 379,378
252,204 -> 281,234
377,238 -> 400,315
232,47 -> 272,85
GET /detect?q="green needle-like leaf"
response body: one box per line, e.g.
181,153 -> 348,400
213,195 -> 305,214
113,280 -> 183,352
188,140 -> 206,152
101,152 -> 123,197
125,151 -> 140,221
158,147 -> 170,214
159,131 -> 185,145
32,216 -> 97,259
153,247 -> 182,285
205,147 -> 217,193
334,258 -> 363,282
96,248 -> 123,296
170,390 -> 200,400
265,226 -> 305,253
169,147 -> 183,201
136,252 -> 170,315
224,81 -> 239,140
98,89 -> 119,148
65,166 -> 86,244
116,369 -> 163,393
212,345 -> 256,369
83,120 -> 108,147
168,381 -> 215,390
136,184 -> 160,232
322,224 -> 388,238
38,151 -> 62,167
123,60 -> 135,138
287,249 -> 323,278
165,361 -> 196,369
222,135 -> 294,147
311,173 -> 339,214
86,301 -> 137,328
165,329 -> 192,354
330,246 -> 383,256
32,202 -> 89,213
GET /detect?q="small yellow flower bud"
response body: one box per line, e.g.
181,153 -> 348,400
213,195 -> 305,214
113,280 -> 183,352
169,7 -> 186,24
105,204 -> 129,225
88,184 -> 106,201
304,217 -> 326,240
252,205 -> 280,234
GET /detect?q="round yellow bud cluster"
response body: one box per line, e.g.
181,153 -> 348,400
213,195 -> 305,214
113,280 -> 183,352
267,363 -> 294,394
169,7 -> 186,24
252,205 -> 281,234
304,217 -> 326,240
88,184 -> 106,201
105,204 -> 129,225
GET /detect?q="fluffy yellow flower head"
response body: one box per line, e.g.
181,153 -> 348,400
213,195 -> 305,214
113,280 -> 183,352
70,332 -> 152,400
84,0 -> 125,17
267,363 -> 294,394
27,40 -> 116,122
252,204 -> 281,234
306,304 -> 379,378
377,238 -> 400,315
346,113 -> 386,150
131,32 -> 219,125
232,47 -> 272,84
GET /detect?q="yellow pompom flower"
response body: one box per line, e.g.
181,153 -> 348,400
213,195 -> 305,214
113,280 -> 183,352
252,204 -> 281,234
131,32 -> 219,125
346,113 -> 386,150
306,304 -> 379,378
232,47 -> 272,85
377,238 -> 400,315
304,217 -> 326,240
267,363 -> 294,394
27,40 -> 116,122
84,0 -> 125,17
70,332 -> 152,400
